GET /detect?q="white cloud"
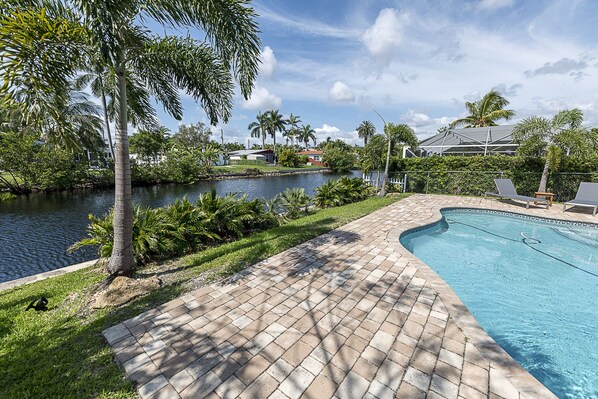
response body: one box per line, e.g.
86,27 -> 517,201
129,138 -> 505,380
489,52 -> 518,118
362,8 -> 408,60
477,0 -> 515,11
402,110 -> 455,138
314,124 -> 361,145
259,46 -> 277,79
328,81 -> 355,103
240,86 -> 282,110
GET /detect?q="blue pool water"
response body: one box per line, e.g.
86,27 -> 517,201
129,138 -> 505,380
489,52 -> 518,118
400,209 -> 598,399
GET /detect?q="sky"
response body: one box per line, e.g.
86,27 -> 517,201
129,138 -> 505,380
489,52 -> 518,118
151,0 -> 598,146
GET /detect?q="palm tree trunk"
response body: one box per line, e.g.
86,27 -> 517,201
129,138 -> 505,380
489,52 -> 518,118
273,133 -> 277,162
98,77 -> 115,160
538,158 -> 550,193
375,169 -> 380,190
380,137 -> 392,196
107,63 -> 135,276
261,128 -> 265,150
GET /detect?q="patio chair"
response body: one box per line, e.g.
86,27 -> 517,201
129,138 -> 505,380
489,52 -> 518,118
486,178 -> 549,209
563,182 -> 598,216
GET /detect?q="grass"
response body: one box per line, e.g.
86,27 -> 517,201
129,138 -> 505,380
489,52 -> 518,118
0,194 -> 408,398
212,164 -> 323,174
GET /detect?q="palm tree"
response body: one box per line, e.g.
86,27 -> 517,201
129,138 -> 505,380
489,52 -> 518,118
298,125 -> 316,150
450,90 -> 515,128
248,112 -> 268,149
513,109 -> 585,193
356,120 -> 376,146
286,113 -> 301,145
75,64 -> 160,158
265,109 -> 286,157
1,1 -> 261,276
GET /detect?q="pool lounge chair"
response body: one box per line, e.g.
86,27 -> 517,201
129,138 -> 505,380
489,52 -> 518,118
563,182 -> 598,216
486,178 -> 549,209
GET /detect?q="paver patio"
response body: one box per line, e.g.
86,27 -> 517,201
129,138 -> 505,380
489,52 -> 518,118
103,194 -> 597,398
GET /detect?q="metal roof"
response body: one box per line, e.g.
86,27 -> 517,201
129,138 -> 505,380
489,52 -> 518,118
418,125 -> 518,156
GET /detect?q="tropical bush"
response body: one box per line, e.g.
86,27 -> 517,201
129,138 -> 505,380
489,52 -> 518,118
0,192 -> 17,202
0,132 -> 90,193
314,177 -> 372,208
71,189 -> 280,264
279,188 -> 311,219
72,179 -> 375,265
277,149 -> 301,167
322,143 -> 356,172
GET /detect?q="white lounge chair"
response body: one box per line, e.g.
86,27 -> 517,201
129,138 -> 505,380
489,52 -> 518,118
486,178 -> 549,209
563,182 -> 598,216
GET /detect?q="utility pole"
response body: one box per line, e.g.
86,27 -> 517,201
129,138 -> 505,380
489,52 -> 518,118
374,109 -> 390,197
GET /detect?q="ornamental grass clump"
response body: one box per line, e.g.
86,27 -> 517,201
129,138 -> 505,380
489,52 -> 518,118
70,189 -> 280,264
314,177 -> 372,208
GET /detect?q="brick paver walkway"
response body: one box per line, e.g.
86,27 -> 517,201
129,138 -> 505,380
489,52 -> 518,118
104,195 -> 596,398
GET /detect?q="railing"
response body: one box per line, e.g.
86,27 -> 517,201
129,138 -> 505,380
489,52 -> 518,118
363,170 -> 598,202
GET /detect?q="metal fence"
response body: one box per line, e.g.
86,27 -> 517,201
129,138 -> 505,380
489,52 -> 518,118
363,170 -> 598,202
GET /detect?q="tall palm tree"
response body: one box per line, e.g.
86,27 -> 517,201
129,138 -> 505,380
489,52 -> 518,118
1,1 -> 261,276
450,90 -> 515,128
286,113 -> 301,145
298,125 -> 316,150
513,109 -> 585,193
356,120 -> 376,146
248,112 -> 268,149
265,109 -> 286,157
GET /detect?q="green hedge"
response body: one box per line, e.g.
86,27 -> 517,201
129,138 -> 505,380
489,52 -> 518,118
230,159 -> 268,166
394,155 -> 598,201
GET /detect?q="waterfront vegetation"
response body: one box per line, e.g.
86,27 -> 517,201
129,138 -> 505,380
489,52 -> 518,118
395,154 -> 598,200
0,194 -> 406,399
70,178 -> 371,265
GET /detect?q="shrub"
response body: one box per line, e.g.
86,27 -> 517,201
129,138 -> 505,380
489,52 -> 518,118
277,149 -> 300,167
279,188 -> 311,218
322,147 -> 355,171
230,159 -> 267,166
314,177 -> 372,208
0,192 -> 17,202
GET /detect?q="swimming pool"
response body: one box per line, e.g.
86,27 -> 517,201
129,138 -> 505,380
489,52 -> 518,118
400,209 -> 598,399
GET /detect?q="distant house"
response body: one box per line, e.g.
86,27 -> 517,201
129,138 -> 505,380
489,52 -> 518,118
298,150 -> 325,166
228,149 -> 274,163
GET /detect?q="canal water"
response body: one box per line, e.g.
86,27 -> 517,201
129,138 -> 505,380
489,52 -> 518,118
0,171 -> 360,283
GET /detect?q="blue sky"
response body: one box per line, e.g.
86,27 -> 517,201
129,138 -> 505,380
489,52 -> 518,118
153,0 -> 598,145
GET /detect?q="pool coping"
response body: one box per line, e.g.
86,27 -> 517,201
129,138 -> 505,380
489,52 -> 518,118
388,204 -> 598,399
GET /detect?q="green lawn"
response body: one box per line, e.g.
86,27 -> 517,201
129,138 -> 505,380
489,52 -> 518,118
212,164 -> 324,174
0,194 -> 407,398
